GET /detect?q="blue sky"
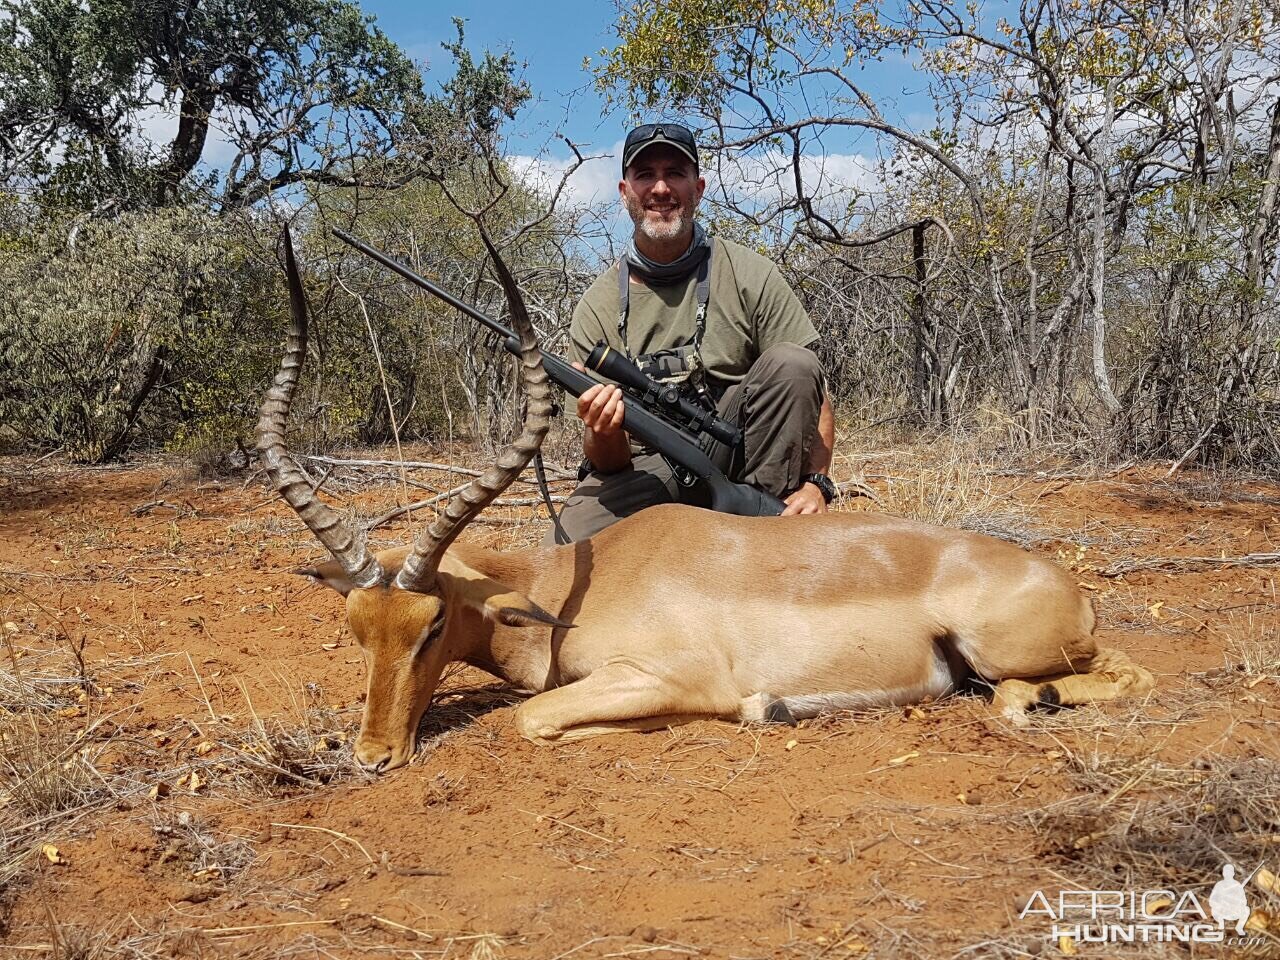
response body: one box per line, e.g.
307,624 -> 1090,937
360,1 -> 625,154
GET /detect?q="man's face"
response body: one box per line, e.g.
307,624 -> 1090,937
620,144 -> 706,244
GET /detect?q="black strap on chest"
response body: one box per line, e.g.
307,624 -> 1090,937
616,249 -> 712,358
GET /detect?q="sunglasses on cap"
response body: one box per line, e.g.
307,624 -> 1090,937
622,123 -> 699,173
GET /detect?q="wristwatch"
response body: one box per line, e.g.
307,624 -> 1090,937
801,473 -> 837,504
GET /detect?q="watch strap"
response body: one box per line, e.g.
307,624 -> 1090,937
801,473 -> 836,504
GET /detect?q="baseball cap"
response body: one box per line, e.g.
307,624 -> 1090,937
622,123 -> 699,174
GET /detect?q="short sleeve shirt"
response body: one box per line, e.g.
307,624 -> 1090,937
569,237 -> 817,392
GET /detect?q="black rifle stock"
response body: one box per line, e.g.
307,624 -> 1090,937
332,228 -> 785,518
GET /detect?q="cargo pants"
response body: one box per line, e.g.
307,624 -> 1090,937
545,343 -> 824,544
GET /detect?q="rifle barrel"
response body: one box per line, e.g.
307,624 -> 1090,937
332,228 -> 515,343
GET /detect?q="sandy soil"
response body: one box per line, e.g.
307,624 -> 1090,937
1,452 -> 1277,959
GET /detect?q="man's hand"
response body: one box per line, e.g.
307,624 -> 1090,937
573,362 -> 632,473
782,482 -> 828,516
573,363 -> 626,437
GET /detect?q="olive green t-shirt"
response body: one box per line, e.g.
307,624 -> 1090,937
570,237 -> 818,392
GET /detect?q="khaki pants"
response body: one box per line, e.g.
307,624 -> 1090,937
546,343 -> 823,544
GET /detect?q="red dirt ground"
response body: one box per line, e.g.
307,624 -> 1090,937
1,453 -> 1277,959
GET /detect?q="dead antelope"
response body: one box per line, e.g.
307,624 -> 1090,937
258,229 -> 1154,773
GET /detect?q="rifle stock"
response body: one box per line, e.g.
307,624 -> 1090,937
332,228 -> 785,518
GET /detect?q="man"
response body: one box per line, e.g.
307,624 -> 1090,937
550,122 -> 835,543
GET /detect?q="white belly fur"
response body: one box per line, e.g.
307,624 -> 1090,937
773,640 -> 959,719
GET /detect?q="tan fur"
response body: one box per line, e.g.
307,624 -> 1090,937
303,505 -> 1154,771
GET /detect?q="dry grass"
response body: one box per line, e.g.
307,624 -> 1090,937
216,682 -> 369,793
859,430 -> 1042,547
0,713 -> 103,820
1024,752 -> 1280,953
0,710 -> 116,894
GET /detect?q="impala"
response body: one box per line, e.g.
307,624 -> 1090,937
258,229 -> 1153,772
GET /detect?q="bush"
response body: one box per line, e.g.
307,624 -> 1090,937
0,208 -> 278,461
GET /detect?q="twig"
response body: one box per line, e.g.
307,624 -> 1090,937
271,822 -> 373,862
380,850 -> 448,877
204,919 -> 339,935
836,478 -> 883,506
547,937 -> 611,960
308,464 -> 334,495
371,915 -> 437,940
185,651 -> 217,724
519,809 -> 620,845
299,453 -> 575,479
128,498 -> 195,517
365,481 -> 473,531
1100,553 -> 1280,576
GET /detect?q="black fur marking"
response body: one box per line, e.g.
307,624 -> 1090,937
1036,683 -> 1063,709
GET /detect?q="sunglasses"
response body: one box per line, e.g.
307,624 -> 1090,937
623,123 -> 699,172
625,123 -> 697,151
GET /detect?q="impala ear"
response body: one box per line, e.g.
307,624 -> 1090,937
482,591 -> 575,630
296,559 -> 358,597
440,555 -> 573,629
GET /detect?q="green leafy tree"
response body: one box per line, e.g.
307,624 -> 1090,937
0,0 -> 429,210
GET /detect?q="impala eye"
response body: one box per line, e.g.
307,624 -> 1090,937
413,618 -> 445,658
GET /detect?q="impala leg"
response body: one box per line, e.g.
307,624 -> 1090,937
992,678 -> 1041,726
1038,647 -> 1155,706
994,647 -> 1154,725
514,661 -> 732,745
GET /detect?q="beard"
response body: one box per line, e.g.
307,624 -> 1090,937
624,192 -> 691,244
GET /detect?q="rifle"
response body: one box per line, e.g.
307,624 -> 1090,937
332,228 -> 785,518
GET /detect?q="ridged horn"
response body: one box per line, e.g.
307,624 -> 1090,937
256,227 -> 385,591
395,230 -> 553,593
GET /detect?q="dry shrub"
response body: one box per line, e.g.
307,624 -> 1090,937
43,921 -> 108,960
217,682 -> 368,792
0,712 -> 109,895
151,811 -> 254,885
0,714 -> 101,820
869,429 -> 1040,546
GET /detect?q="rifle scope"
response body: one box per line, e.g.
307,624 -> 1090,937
585,341 -> 742,449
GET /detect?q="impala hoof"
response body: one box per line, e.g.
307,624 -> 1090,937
765,699 -> 797,725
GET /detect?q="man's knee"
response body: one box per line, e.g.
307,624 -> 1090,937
752,342 -> 822,384
541,456 -> 676,545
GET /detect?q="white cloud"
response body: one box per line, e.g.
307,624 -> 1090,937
507,145 -> 622,209
127,84 -> 242,173
509,142 -> 880,225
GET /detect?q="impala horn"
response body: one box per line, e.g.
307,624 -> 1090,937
394,228 -> 553,593
256,227 -> 386,590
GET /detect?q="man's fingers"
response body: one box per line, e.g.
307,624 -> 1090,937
600,389 -> 623,424
782,486 -> 826,516
576,384 -> 605,420
581,385 -> 624,432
